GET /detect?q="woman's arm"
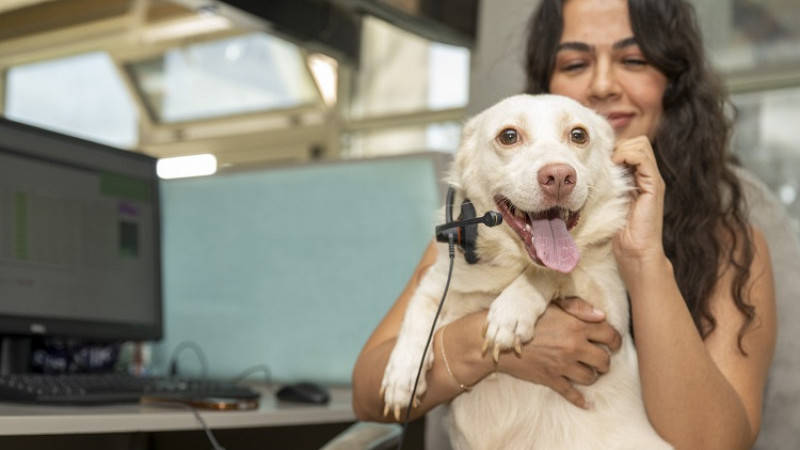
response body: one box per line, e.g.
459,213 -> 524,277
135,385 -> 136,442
352,241 -> 622,422
613,137 -> 777,449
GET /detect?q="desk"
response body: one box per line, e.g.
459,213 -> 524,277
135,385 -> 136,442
0,385 -> 362,450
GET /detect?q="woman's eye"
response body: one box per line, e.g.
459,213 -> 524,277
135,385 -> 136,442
560,61 -> 587,73
497,128 -> 520,145
570,127 -> 588,144
622,58 -> 648,68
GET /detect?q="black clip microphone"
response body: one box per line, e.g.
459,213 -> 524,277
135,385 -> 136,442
434,211 -> 503,236
435,187 -> 503,263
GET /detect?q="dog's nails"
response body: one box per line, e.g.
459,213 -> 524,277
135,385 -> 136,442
379,385 -> 385,396
493,345 -> 501,363
393,406 -> 402,421
514,338 -> 522,355
413,398 -> 420,408
481,338 -> 490,355
481,322 -> 488,337
383,403 -> 390,417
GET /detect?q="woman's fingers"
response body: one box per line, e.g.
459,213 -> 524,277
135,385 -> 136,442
612,136 -> 657,169
551,376 -> 588,409
568,363 -> 600,386
555,297 -> 622,352
587,320 -> 622,354
580,342 -> 613,374
554,296 -> 606,322
612,136 -> 664,196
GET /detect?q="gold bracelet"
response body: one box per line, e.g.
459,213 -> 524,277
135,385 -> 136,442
439,325 -> 473,391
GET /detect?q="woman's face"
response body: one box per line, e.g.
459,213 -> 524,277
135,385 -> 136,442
549,0 -> 668,141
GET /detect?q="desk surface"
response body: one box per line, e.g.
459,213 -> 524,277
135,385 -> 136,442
0,385 -> 355,436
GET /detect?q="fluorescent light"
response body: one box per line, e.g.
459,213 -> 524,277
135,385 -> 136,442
157,154 -> 217,179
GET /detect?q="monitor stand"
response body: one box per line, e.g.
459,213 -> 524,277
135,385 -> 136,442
0,336 -> 32,375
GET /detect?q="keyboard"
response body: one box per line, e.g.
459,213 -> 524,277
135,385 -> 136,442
0,373 -> 261,405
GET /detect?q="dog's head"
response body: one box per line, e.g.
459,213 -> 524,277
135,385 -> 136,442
449,94 -> 631,273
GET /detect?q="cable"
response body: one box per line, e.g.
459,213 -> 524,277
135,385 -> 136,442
146,399 -> 226,450
396,236 -> 457,450
187,404 -> 226,450
231,364 -> 274,393
168,341 -> 209,378
168,343 -> 273,394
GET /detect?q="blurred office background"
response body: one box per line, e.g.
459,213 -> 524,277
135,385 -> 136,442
2,0 -> 798,226
0,0 -> 798,383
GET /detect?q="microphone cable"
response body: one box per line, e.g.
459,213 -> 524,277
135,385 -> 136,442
145,399 -> 226,450
396,235 -> 457,450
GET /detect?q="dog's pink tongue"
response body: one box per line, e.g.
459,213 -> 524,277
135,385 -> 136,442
530,217 -> 580,273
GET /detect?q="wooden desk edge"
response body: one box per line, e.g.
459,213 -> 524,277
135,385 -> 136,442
0,385 -> 355,436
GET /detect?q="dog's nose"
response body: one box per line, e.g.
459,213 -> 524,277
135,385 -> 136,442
538,163 -> 576,201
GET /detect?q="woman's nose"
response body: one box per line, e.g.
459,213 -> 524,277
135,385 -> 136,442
589,60 -> 620,100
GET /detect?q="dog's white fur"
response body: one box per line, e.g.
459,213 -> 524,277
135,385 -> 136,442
381,94 -> 672,449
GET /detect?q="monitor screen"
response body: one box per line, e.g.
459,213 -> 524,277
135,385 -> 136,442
0,119 -> 162,342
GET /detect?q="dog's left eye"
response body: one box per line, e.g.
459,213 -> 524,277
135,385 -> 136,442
497,128 -> 520,145
570,127 -> 589,144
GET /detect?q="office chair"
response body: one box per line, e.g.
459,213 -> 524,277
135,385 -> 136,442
319,421 -> 402,450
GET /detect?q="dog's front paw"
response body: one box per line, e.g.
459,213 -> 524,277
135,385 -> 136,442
482,297 -> 540,361
380,341 -> 433,420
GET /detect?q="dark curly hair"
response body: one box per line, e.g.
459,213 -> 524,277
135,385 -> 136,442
524,0 -> 755,352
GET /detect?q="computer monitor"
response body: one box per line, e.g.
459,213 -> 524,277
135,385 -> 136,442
0,118 -> 163,363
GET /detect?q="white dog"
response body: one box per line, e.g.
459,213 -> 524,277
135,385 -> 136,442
381,94 -> 672,449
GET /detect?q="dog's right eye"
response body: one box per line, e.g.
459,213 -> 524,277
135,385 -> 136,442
497,128 -> 520,146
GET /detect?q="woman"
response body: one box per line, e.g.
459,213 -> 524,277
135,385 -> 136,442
352,0 -> 777,448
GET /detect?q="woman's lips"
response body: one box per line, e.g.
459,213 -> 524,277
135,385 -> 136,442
605,112 -> 634,129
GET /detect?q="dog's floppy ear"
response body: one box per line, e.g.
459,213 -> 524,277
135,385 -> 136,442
450,113 -> 484,187
459,113 -> 482,145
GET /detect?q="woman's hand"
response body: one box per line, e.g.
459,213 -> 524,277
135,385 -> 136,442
612,136 -> 667,274
494,297 -> 622,408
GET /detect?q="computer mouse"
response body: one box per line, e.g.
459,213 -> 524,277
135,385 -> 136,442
276,382 -> 330,405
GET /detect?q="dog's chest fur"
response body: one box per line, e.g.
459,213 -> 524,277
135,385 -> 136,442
442,243 -> 639,449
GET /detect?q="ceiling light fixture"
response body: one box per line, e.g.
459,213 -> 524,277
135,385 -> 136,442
157,154 -> 218,179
